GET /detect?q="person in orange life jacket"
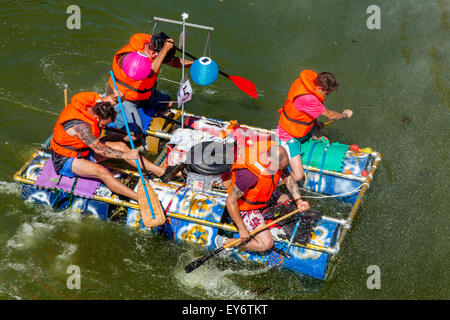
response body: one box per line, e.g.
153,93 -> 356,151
217,142 -> 310,252
106,32 -> 193,137
50,91 -> 165,201
275,70 -> 353,183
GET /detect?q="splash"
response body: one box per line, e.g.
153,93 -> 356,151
39,53 -> 68,91
6,222 -> 34,249
56,243 -> 78,261
174,250 -> 274,299
0,181 -> 21,196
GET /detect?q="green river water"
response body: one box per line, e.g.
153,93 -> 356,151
0,0 -> 448,300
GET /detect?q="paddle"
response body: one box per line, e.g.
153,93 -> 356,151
154,111 -> 194,129
64,88 -> 68,107
174,46 -> 258,99
110,71 -> 165,228
184,208 -> 304,273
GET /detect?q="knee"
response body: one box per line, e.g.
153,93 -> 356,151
95,165 -> 112,180
257,234 -> 274,252
277,193 -> 290,203
261,237 -> 274,252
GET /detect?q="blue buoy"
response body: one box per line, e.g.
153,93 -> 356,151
190,57 -> 219,86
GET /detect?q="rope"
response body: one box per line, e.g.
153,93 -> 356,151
298,182 -> 370,199
158,77 -> 182,85
164,185 -> 185,214
51,189 -> 67,208
51,175 -> 64,207
150,21 -> 158,36
202,31 -> 211,57
50,175 -> 79,209
66,176 -> 78,207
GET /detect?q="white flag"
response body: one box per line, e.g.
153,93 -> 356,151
177,79 -> 193,106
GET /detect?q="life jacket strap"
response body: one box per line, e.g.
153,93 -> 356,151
282,107 -> 315,126
114,74 -> 157,94
52,138 -> 90,158
240,197 -> 269,206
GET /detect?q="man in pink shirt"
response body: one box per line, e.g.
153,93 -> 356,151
276,70 -> 353,182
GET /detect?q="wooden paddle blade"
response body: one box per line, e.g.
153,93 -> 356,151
229,75 -> 258,99
137,179 -> 166,228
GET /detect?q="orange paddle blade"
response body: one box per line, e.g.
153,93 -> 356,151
137,179 -> 166,228
229,75 -> 258,99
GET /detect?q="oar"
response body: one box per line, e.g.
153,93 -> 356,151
154,111 -> 194,129
105,126 -> 136,137
110,71 -> 165,227
174,46 -> 258,99
184,208 -> 304,273
64,87 -> 68,108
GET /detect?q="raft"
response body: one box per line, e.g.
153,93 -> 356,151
13,110 -> 381,280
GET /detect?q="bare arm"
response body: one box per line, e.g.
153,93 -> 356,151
150,39 -> 174,74
322,108 -> 353,120
283,175 -> 310,212
225,185 -> 250,242
102,90 -> 123,105
70,123 -> 127,159
165,57 -> 194,69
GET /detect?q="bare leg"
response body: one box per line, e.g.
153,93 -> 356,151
71,158 -> 138,201
104,141 -> 165,177
288,155 -> 304,182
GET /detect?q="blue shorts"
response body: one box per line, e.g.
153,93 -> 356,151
109,90 -> 172,136
58,152 -> 95,178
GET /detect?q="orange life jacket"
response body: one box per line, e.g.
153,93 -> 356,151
278,70 -> 325,138
50,92 -> 102,158
228,140 -> 283,211
109,33 -> 158,101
